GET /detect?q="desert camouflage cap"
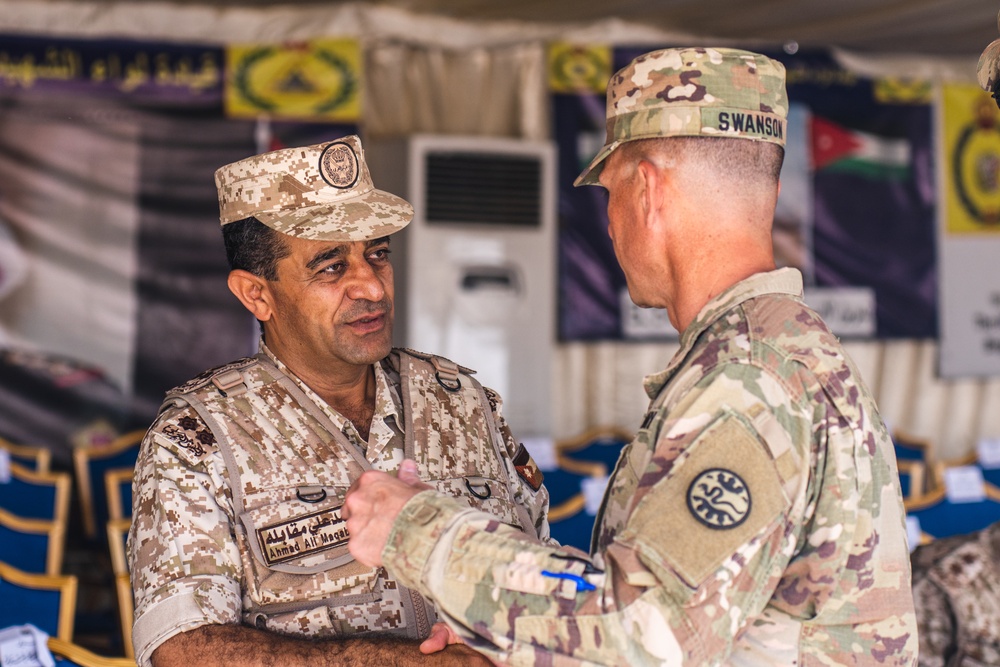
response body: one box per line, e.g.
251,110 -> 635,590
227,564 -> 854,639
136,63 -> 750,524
215,135 -> 413,241
575,47 -> 788,187
978,25 -> 1000,101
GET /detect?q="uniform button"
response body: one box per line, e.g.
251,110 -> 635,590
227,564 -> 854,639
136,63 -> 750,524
254,614 -> 267,629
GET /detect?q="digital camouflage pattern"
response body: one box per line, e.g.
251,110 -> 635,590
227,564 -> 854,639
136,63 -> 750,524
911,521 -> 1000,667
978,38 -> 1000,96
214,134 -> 413,241
128,342 -> 549,667
575,47 -> 788,186
382,268 -> 917,666
978,10 -> 1000,95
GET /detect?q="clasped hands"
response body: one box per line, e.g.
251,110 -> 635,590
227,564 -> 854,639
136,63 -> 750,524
343,459 -> 461,655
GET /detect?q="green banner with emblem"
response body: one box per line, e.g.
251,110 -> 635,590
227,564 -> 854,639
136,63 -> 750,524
225,38 -> 361,121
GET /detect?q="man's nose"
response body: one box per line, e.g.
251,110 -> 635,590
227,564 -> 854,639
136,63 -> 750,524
344,261 -> 386,302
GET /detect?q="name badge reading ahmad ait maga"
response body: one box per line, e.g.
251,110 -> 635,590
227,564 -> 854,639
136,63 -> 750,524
256,506 -> 350,566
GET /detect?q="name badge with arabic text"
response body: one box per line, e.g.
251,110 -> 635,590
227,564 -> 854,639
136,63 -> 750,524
256,506 -> 349,566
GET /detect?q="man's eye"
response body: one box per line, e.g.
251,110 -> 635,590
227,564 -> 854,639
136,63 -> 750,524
371,247 -> 391,260
321,262 -> 345,274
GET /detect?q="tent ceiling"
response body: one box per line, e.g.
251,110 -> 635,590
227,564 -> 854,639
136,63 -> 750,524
139,0 -> 997,57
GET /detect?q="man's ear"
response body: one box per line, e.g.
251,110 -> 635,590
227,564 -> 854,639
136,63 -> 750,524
227,270 -> 273,322
636,159 -> 662,227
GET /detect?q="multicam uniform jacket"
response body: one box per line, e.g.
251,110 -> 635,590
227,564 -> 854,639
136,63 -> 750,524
128,342 -> 549,667
912,520 -> 1000,667
383,268 -> 918,666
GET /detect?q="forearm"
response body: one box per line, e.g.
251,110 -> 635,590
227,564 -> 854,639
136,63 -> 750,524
384,493 -> 621,662
151,624 -> 491,667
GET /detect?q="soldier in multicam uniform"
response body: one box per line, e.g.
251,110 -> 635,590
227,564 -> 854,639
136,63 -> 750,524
911,521 -> 1000,667
127,134 -> 550,667
343,48 -> 918,666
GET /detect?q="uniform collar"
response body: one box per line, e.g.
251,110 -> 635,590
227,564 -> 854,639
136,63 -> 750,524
642,268 -> 803,398
260,339 -> 402,453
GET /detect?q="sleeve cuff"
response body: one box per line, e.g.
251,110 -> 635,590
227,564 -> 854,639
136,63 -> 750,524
382,490 -> 477,592
132,575 -> 241,667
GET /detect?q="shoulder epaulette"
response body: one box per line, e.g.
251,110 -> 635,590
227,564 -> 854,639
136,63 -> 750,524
164,356 -> 258,400
395,347 -> 476,376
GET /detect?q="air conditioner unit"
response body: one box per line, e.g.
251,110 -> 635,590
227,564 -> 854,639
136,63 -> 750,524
366,135 -> 556,440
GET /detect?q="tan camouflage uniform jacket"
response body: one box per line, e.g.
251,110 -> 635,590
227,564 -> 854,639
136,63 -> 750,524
128,342 -> 549,667
912,520 -> 1000,667
382,268 -> 918,666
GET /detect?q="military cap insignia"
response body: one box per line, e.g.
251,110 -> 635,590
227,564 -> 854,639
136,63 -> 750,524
319,141 -> 360,189
687,468 -> 751,529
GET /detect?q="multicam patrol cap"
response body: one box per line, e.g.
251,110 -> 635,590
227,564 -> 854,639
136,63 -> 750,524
215,134 -> 413,241
575,47 -> 788,186
978,12 -> 1000,104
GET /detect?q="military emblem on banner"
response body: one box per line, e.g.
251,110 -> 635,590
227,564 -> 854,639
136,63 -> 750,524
873,77 -> 932,105
944,83 -> 1000,232
548,43 -> 611,94
225,38 -> 361,121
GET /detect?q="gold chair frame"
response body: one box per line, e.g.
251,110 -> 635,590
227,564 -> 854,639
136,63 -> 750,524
0,560 -> 77,640
554,425 -> 634,477
47,636 -> 135,667
0,505 -> 65,574
2,462 -> 71,526
106,517 -> 134,660
896,459 -> 926,500
104,467 -> 135,522
0,437 -> 51,473
73,429 -> 145,539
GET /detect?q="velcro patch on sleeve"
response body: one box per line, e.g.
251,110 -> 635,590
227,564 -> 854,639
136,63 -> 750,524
513,443 -> 544,491
622,411 -> 790,587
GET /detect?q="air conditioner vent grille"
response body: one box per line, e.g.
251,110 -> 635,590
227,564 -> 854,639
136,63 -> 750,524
424,152 -> 541,227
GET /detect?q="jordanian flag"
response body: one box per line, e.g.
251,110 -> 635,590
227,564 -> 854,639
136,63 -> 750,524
810,116 -> 910,179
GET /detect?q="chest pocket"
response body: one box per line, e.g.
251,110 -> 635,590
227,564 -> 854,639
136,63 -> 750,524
429,475 -> 523,529
238,489 -> 381,611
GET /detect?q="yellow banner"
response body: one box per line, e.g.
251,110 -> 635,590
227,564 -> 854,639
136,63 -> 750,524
225,39 -> 361,121
873,77 -> 932,105
944,83 -> 1000,233
548,43 -> 611,94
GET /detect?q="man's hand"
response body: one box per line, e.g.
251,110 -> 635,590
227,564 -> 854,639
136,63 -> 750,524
420,622 -> 463,654
344,459 -> 428,567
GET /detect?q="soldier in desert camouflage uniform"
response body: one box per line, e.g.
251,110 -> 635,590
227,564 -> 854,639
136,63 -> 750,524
911,521 -> 1000,667
343,48 -> 918,666
128,135 -> 549,667
978,10 -> 1000,108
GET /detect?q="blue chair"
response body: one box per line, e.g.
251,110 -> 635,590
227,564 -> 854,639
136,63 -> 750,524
104,467 -> 134,522
106,517 -> 134,660
896,460 -> 925,500
543,468 -> 593,552
892,431 -> 931,463
543,466 -> 589,508
544,427 -> 633,553
48,637 -> 134,667
0,561 -> 77,640
556,426 -> 632,476
0,462 -> 71,524
548,502 -> 598,553
73,429 -> 144,540
0,437 -> 51,473
0,507 -> 65,574
905,484 -> 1000,541
981,466 -> 1000,489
